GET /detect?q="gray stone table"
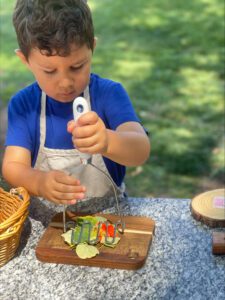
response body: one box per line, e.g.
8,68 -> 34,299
0,197 -> 225,300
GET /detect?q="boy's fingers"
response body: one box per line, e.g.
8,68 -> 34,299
73,124 -> 97,139
54,191 -> 85,202
67,120 -> 76,133
74,137 -> 98,152
54,172 -> 81,186
54,183 -> 86,194
77,111 -> 98,126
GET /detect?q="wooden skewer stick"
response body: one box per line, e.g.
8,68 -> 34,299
124,229 -> 152,235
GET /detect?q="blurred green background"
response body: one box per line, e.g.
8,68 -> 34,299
0,0 -> 224,198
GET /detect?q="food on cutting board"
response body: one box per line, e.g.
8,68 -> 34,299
61,215 -> 120,259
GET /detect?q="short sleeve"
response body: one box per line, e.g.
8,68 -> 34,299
5,94 -> 33,151
103,82 -> 140,130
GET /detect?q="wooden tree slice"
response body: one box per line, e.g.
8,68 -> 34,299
191,189 -> 225,227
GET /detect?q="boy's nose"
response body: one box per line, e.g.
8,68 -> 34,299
59,77 -> 74,90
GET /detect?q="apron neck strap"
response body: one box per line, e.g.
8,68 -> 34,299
39,91 -> 47,148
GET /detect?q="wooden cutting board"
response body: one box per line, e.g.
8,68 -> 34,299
36,212 -> 155,270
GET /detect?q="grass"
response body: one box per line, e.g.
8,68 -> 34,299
0,0 -> 224,198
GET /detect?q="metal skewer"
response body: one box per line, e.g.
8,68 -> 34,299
63,205 -> 67,233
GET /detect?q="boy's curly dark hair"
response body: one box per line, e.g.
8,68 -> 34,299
13,0 -> 94,59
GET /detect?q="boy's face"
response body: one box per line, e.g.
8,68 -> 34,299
17,44 -> 94,102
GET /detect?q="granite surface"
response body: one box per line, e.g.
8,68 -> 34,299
0,197 -> 225,300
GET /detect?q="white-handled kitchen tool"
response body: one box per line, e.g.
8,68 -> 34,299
73,96 -> 90,119
73,96 -> 91,163
63,96 -> 125,236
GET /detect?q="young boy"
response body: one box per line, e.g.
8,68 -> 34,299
2,0 -> 150,206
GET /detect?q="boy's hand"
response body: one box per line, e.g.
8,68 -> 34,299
38,170 -> 86,205
67,111 -> 108,155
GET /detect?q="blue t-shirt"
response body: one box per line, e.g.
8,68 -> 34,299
6,73 -> 140,186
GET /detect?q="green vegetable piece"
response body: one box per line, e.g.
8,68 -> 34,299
100,236 -> 120,248
76,243 -> 99,259
71,224 -> 90,244
62,224 -> 98,246
61,230 -> 73,246
71,222 -> 99,244
76,216 -> 98,227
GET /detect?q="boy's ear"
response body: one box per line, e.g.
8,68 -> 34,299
93,37 -> 97,50
15,49 -> 29,65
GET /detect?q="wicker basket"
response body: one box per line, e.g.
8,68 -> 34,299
0,187 -> 30,267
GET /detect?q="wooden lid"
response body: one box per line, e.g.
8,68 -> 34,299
191,189 -> 225,227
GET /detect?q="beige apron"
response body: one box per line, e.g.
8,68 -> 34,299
34,87 -> 125,213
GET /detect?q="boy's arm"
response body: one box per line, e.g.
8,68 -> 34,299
68,113 -> 150,166
104,121 -> 150,166
2,146 -> 85,204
